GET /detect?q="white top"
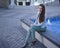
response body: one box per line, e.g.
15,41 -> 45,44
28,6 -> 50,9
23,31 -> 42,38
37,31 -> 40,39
33,12 -> 46,28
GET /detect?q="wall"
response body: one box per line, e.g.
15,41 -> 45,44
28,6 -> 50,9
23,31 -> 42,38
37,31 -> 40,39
0,0 -> 10,8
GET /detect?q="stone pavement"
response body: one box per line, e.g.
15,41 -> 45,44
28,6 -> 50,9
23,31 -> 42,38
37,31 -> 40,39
0,6 -> 60,48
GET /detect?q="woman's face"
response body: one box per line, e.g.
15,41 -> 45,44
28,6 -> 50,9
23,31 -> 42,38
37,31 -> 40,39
38,6 -> 42,13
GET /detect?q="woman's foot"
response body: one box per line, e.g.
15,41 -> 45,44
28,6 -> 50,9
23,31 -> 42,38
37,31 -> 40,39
21,42 -> 28,48
31,40 -> 37,46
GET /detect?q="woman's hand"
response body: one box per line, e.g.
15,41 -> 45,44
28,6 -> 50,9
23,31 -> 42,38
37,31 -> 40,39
31,24 -> 34,26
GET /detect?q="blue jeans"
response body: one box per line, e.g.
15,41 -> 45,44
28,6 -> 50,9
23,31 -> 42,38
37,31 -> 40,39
25,25 -> 46,42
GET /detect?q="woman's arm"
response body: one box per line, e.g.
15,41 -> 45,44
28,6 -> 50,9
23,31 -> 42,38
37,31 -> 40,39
34,12 -> 39,24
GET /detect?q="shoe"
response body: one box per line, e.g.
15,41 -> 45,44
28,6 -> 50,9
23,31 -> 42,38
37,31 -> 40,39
21,42 -> 28,48
31,40 -> 37,46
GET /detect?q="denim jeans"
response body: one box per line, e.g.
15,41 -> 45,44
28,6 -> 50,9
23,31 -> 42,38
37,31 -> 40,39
25,25 -> 46,43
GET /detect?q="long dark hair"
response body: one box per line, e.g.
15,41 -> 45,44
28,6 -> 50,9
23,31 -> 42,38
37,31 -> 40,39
39,4 -> 45,23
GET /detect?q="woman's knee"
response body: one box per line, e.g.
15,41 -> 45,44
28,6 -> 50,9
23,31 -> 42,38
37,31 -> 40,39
31,25 -> 36,29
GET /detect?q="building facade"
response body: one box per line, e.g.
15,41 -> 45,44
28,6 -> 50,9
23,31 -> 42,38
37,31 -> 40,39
0,0 -> 59,8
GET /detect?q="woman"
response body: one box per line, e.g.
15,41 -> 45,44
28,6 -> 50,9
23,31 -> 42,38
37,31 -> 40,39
22,4 -> 46,48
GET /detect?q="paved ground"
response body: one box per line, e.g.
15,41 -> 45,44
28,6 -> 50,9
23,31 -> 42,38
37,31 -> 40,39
0,6 -> 60,48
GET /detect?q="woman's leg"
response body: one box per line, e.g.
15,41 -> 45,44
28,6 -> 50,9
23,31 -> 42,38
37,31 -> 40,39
30,25 -> 40,40
25,29 -> 31,43
31,28 -> 36,41
25,25 -> 37,42
30,25 -> 46,40
25,26 -> 36,44
22,29 -> 32,48
29,26 -> 46,46
30,26 -> 38,45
